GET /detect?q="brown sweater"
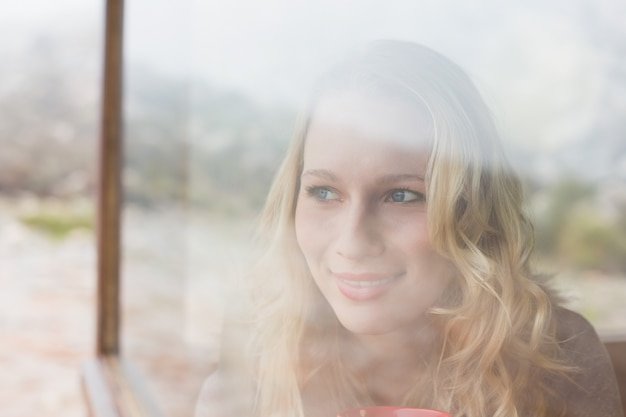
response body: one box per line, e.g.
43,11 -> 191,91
194,308 -> 623,417
544,308 -> 623,417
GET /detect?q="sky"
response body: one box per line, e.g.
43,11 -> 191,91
2,0 -> 625,155
181,0 -> 623,154
0,0 -> 101,50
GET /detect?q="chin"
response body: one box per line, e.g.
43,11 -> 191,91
334,310 -> 401,336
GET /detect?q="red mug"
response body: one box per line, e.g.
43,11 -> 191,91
337,406 -> 451,417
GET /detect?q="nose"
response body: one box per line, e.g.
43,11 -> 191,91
334,202 -> 384,260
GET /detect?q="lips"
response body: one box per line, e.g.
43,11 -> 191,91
332,271 -> 402,301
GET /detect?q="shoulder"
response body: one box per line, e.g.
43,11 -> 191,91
553,307 -> 619,379
548,307 -> 623,417
194,366 -> 255,417
554,307 -> 604,353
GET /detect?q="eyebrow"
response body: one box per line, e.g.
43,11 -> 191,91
376,173 -> 425,184
301,169 -> 338,181
300,170 -> 424,183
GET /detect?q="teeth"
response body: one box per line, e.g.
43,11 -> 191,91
340,276 -> 397,287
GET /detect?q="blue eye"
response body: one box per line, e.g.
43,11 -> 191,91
387,189 -> 423,203
305,186 -> 340,201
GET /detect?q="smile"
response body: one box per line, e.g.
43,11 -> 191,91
338,275 -> 400,287
332,271 -> 403,301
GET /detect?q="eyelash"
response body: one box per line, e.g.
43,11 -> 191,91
303,185 -> 425,203
304,186 -> 339,201
385,188 -> 425,203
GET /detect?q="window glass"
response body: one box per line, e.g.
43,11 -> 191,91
0,1 -> 101,416
122,1 -> 626,415
122,2 -> 212,417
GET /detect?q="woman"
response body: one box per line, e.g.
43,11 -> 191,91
196,41 -> 623,417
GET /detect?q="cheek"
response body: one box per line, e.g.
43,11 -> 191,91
398,219 -> 455,275
414,222 -> 434,251
409,223 -> 456,281
294,201 -> 317,258
295,202 -> 337,272
391,214 -> 431,250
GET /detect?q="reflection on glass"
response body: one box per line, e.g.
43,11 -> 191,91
121,2 -> 207,417
122,1 -> 626,416
195,39 -> 623,417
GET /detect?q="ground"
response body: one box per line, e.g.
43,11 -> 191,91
1,201 -> 624,417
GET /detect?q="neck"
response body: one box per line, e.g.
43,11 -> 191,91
341,321 -> 439,404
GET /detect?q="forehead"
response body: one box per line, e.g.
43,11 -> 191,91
302,91 -> 432,178
307,90 -> 432,151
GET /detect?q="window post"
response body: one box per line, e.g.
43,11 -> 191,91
96,0 -> 124,356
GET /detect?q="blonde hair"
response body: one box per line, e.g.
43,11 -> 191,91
230,40 -> 572,417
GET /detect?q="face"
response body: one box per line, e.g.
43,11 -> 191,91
294,91 -> 456,338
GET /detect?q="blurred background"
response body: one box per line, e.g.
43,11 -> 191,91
1,0 -> 625,416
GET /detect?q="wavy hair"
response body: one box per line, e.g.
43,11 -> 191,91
231,40 -> 573,417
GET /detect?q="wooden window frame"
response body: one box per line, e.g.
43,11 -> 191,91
80,1 -> 161,416
601,332 -> 626,414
